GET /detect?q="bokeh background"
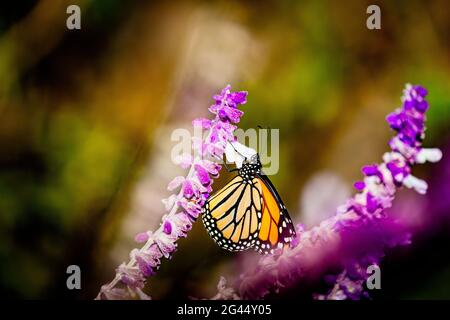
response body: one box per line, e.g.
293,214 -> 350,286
0,0 -> 449,299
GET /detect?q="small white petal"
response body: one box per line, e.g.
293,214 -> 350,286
225,141 -> 256,168
403,174 -> 428,195
415,148 -> 442,164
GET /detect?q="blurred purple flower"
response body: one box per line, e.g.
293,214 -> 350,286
221,84 -> 441,300
96,85 -> 247,300
314,266 -> 370,300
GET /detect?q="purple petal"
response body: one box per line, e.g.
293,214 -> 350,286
230,91 -> 248,105
386,111 -> 403,130
218,109 -> 228,121
168,212 -> 193,237
224,106 -> 244,123
134,232 -> 150,243
163,221 -> 172,235
167,176 -> 185,191
353,181 -> 365,191
414,85 -> 427,97
366,193 -> 378,213
182,180 -> 194,198
155,234 -> 177,258
195,164 -> 211,186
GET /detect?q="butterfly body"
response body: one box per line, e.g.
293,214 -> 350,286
202,155 -> 296,254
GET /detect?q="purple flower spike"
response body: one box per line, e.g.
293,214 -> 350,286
179,198 -> 202,219
199,159 -> 222,176
97,85 -> 247,300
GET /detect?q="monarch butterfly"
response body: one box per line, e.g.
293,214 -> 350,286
202,153 -> 296,254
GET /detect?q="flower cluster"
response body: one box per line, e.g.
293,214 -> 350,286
96,85 -> 247,299
226,84 -> 442,300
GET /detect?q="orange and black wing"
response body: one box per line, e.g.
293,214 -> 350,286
252,174 -> 296,254
202,173 -> 296,254
202,175 -> 262,251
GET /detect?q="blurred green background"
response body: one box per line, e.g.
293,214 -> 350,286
0,0 -> 449,299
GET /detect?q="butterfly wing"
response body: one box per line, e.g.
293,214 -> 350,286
253,173 -> 296,254
202,175 -> 262,251
202,172 -> 296,254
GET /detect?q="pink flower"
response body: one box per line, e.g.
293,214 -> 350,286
96,85 -> 247,300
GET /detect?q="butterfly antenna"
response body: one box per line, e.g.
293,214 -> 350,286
227,141 -> 248,160
229,140 -> 240,154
